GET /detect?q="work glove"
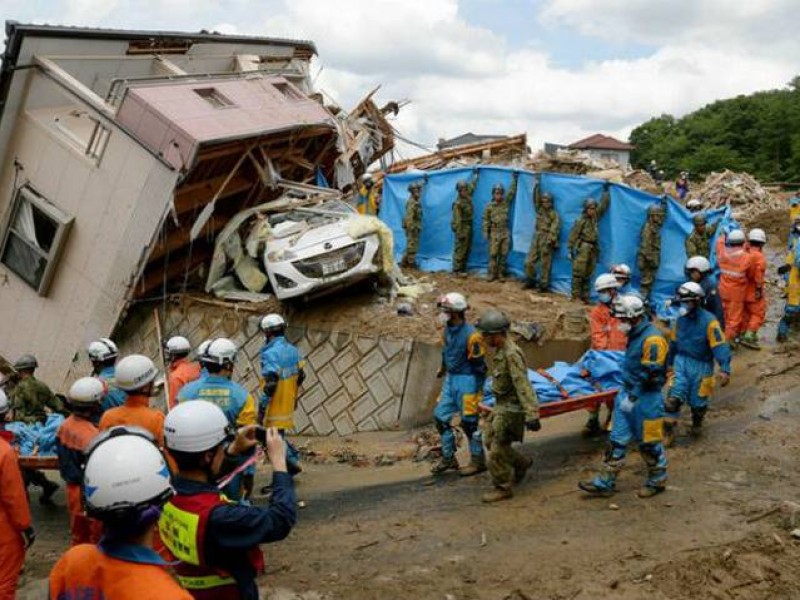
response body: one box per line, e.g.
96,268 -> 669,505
22,527 -> 35,550
619,395 -> 635,414
525,418 -> 542,432
777,264 -> 791,276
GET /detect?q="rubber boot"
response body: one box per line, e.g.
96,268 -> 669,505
663,420 -> 677,448
482,486 -> 513,503
636,485 -> 665,499
740,331 -> 761,350
581,415 -> 603,438
690,408 -> 706,438
430,456 -> 459,475
40,479 -> 59,505
513,455 -> 533,483
578,480 -> 615,497
459,457 -> 487,477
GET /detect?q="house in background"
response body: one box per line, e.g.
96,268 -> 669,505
436,132 -> 509,151
0,22 -> 394,385
567,133 -> 634,168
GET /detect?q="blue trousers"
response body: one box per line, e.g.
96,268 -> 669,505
778,304 -> 800,338
433,373 -> 484,461
666,354 -> 714,417
591,389 -> 668,491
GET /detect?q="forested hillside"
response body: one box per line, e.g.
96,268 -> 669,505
629,77 -> 800,182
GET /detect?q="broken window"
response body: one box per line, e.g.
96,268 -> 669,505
273,82 -> 303,101
0,186 -> 73,296
194,87 -> 234,108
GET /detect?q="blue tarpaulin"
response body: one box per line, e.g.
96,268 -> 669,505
380,167 -> 730,309
483,349 -> 625,406
6,414 -> 65,456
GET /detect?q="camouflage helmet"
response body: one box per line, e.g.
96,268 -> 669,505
455,180 -> 469,191
541,192 -> 553,202
476,309 -> 510,334
14,354 -> 38,371
583,197 -> 598,209
692,213 -> 707,225
408,181 -> 423,192
648,204 -> 665,216
492,183 -> 505,194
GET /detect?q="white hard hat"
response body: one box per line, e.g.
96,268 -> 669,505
0,389 -> 8,414
685,256 -> 712,274
199,338 -> 237,366
727,229 -> 746,245
686,199 -> 702,209
612,294 -> 645,319
197,339 -> 212,356
677,281 -> 706,300
259,314 -> 286,332
611,264 -> 631,280
594,273 -> 620,292
115,354 -> 158,391
748,228 -> 766,244
164,400 -> 231,453
165,336 -> 192,356
83,427 -> 172,515
437,292 -> 468,312
87,338 -> 119,362
68,377 -> 105,406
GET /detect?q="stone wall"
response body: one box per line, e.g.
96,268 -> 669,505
111,298 -> 441,435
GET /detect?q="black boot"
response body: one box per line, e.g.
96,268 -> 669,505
690,408 -> 707,438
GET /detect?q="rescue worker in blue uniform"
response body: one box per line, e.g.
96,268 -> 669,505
663,282 -> 731,447
579,294 -> 670,498
259,314 -> 305,477
430,292 -> 487,476
160,401 -> 296,600
684,256 -> 725,330
178,338 -> 257,500
778,221 -> 800,342
87,338 -> 127,415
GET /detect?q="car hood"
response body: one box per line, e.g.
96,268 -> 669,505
269,218 -> 355,254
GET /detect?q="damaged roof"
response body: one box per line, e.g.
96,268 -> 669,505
568,133 -> 634,151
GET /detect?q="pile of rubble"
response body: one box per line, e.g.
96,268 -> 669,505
691,170 -> 783,219
383,134 -> 529,174
622,169 -> 663,194
529,149 -> 620,175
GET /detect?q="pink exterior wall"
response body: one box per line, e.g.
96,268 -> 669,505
116,76 -> 335,170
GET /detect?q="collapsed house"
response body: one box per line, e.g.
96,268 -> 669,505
0,22 -> 397,384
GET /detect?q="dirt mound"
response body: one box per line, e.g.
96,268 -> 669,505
652,533 -> 800,600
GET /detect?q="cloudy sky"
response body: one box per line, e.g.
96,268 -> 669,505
3,0 -> 798,158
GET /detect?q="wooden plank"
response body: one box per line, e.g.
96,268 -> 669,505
173,175 -> 254,216
148,217 -> 227,262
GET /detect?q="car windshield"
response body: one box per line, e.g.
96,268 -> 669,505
268,200 -> 355,228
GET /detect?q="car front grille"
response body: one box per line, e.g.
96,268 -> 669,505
293,241 -> 366,279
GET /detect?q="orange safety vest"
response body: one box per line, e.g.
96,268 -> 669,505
159,491 -> 264,599
716,237 -> 750,302
168,359 -> 203,410
589,302 -> 628,351
99,395 -> 165,447
745,248 -> 766,302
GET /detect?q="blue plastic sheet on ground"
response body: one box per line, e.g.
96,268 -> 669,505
381,167 -> 731,313
483,349 -> 624,406
6,414 -> 65,456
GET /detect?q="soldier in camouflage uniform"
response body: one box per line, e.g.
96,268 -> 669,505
9,354 -> 62,503
452,170 -> 478,273
476,309 -> 541,503
482,172 -> 519,281
685,213 -> 718,259
567,186 -> 611,302
637,203 -> 666,299
523,188 -> 560,291
402,180 -> 424,268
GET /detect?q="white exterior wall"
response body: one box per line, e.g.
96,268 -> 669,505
585,148 -> 630,168
0,71 -> 178,387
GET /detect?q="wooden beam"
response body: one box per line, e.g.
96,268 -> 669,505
148,217 -> 227,263
173,174 -> 253,216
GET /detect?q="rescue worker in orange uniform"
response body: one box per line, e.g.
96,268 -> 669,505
716,229 -> 751,346
56,377 -> 104,546
741,229 -> 767,349
166,336 -> 202,410
99,354 -> 165,447
160,401 -> 297,600
584,273 -> 628,436
49,427 -> 191,600
0,389 -> 35,599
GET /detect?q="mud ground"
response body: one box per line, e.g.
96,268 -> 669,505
16,242 -> 800,600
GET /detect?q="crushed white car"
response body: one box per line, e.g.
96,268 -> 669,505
205,186 -> 384,301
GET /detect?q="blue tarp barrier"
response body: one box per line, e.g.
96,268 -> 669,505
483,349 -> 625,406
6,414 -> 65,456
381,167 -> 731,310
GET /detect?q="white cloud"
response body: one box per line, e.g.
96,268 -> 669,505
5,0 -> 798,156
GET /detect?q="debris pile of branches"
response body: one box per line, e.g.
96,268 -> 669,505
692,170 -> 782,218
